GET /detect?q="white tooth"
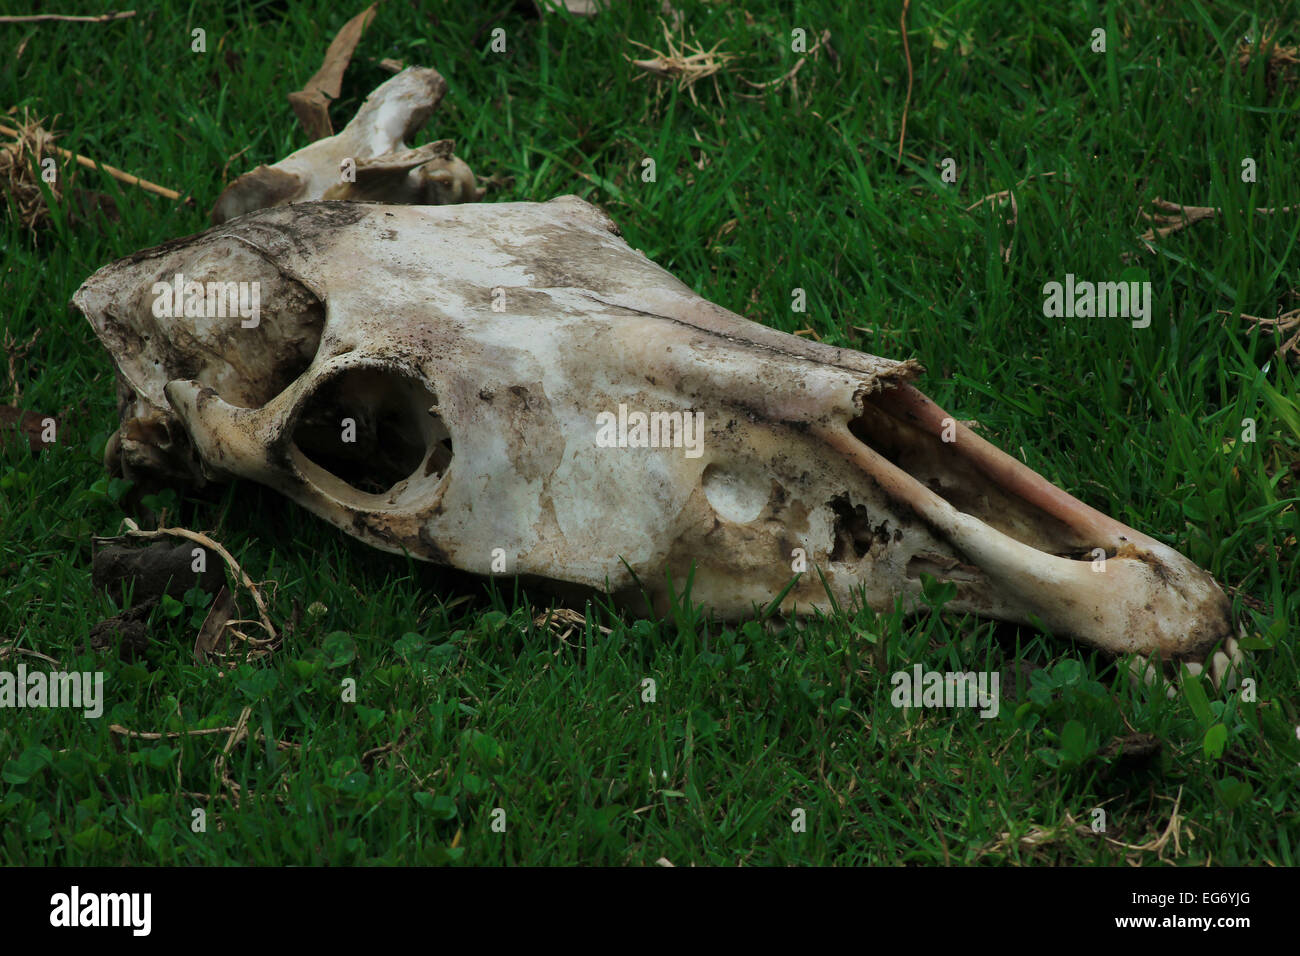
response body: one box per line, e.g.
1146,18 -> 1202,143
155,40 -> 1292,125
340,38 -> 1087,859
74,196 -> 1237,665
1210,650 -> 1238,692
1129,655 -> 1176,699
1227,634 -> 1243,668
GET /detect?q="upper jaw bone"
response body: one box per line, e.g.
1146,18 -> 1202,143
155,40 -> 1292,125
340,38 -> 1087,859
823,385 -> 1233,662
72,197 -> 1235,672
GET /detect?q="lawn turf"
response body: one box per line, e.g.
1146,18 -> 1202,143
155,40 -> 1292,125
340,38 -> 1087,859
1,0 -> 1297,865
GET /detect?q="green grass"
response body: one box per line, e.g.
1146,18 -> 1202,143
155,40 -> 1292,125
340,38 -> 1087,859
2,0 -> 1298,865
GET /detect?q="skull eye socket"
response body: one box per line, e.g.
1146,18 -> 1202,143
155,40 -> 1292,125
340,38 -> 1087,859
291,366 -> 450,498
131,240 -> 326,410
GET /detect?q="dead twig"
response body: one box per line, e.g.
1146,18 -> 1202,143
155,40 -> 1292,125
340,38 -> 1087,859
965,172 -> 1059,264
977,810 -> 1094,859
897,0 -> 913,165
964,171 -> 1058,211
362,729 -> 416,767
1139,196 -> 1297,244
0,12 -> 136,24
992,191 -> 1018,263
111,723 -> 248,740
1218,302 -> 1300,361
1103,788 -> 1186,862
738,29 -> 832,97
115,709 -> 300,798
1236,25 -> 1300,96
115,707 -> 299,808
214,706 -> 253,805
0,643 -> 61,666
114,519 -> 278,644
0,110 -> 63,230
533,606 -> 611,654
218,145 -> 251,186
111,716 -> 300,747
0,120 -> 181,200
627,19 -> 737,107
3,328 -> 39,402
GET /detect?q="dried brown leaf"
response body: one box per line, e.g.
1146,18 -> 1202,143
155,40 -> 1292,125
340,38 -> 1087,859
194,585 -> 237,662
288,3 -> 380,141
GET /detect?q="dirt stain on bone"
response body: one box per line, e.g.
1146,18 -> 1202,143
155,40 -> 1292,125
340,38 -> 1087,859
506,223 -> 644,296
498,382 -> 564,480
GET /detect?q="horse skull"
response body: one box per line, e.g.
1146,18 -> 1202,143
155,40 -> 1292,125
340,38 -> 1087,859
73,196 -> 1238,673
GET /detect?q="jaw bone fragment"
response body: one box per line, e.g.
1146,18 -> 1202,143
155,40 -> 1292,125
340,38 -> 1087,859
210,66 -> 484,225
74,196 -> 1237,672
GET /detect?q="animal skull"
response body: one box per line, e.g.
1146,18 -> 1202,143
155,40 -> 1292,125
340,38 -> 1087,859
73,196 -> 1237,672
210,66 -> 484,225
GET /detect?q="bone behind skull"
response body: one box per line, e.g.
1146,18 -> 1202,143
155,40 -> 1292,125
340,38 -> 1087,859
210,67 -> 484,225
73,196 -> 1235,664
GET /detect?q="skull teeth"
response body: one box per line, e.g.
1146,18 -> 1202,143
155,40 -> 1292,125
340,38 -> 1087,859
1128,633 -> 1244,698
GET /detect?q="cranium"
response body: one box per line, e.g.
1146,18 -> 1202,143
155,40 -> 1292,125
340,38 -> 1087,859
73,196 -> 1236,671
210,66 -> 484,225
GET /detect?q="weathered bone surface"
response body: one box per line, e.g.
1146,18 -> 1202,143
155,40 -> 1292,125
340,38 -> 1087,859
74,197 -> 1235,666
210,67 -> 484,225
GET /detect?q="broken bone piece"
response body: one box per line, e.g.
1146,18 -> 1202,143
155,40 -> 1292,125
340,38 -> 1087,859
74,196 -> 1236,673
210,66 -> 484,224
319,139 -> 482,205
